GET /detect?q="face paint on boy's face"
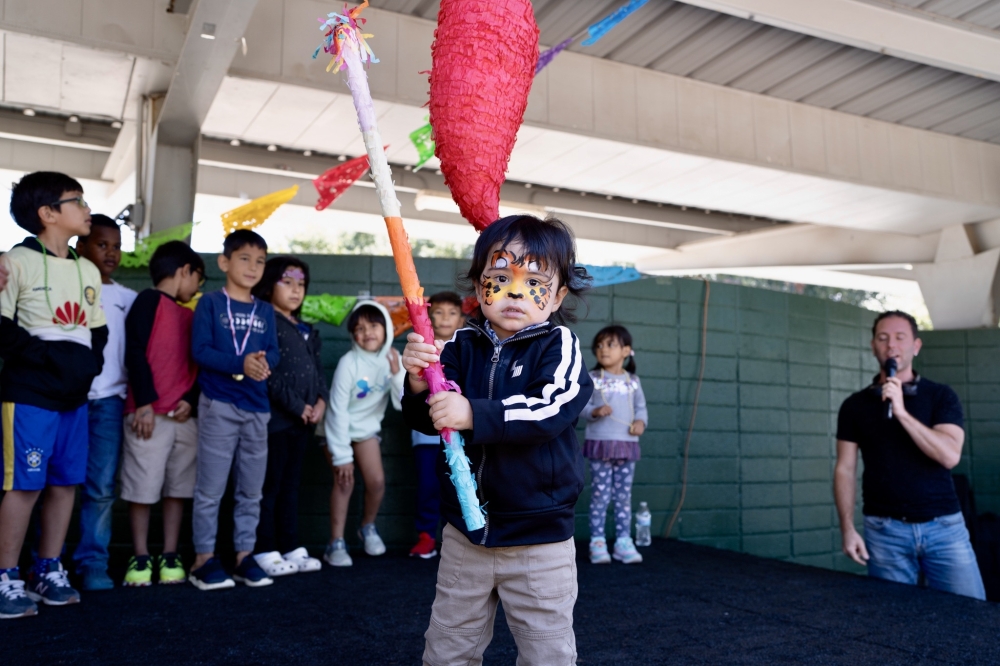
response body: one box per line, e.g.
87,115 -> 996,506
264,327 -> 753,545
480,250 -> 554,311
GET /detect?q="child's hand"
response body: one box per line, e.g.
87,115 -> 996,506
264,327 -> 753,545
593,405 -> 613,418
244,351 -> 270,381
402,333 -> 443,393
173,400 -> 192,423
309,398 -> 326,424
0,262 -> 8,292
629,420 -> 646,436
387,347 -> 401,375
333,462 -> 354,488
301,404 -> 313,424
428,391 -> 473,431
132,405 -> 155,440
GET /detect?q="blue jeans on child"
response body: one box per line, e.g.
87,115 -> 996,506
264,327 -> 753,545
73,396 -> 125,574
863,512 -> 986,600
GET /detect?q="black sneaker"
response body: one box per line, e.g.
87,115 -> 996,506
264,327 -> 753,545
188,558 -> 235,591
233,556 -> 273,588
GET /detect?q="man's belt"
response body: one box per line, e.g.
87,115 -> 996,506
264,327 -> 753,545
888,515 -> 934,524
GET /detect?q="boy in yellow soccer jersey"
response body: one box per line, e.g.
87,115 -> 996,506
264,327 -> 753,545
0,172 -> 108,618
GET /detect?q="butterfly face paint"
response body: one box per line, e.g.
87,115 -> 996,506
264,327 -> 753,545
283,267 -> 306,281
479,249 -> 554,311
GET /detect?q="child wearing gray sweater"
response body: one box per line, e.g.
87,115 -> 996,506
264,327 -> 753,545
581,325 -> 648,565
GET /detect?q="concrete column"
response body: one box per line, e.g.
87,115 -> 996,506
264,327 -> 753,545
140,0 -> 259,235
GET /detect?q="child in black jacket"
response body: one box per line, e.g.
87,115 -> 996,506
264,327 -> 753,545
402,215 -> 593,665
251,257 -> 327,576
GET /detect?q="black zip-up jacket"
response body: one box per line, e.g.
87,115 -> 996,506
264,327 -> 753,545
403,319 -> 593,547
267,315 -> 329,434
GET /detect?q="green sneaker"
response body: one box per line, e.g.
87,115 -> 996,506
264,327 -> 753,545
158,553 -> 186,585
123,555 -> 153,587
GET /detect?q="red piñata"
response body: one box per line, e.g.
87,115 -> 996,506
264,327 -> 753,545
429,0 -> 539,231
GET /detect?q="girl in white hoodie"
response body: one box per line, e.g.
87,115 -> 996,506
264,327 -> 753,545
323,301 -> 404,566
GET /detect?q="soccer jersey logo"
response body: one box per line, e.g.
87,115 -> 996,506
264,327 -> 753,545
84,286 -> 96,305
26,448 -> 42,470
52,301 -> 87,327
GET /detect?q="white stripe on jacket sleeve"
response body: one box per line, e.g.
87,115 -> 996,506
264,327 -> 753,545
502,327 -> 583,422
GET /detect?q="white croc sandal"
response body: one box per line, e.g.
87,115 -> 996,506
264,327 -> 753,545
253,551 -> 299,577
283,547 -> 322,573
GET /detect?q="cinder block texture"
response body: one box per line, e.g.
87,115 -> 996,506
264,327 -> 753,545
88,257 -> 971,577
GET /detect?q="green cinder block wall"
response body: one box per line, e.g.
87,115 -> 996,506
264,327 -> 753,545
101,254 -> 991,573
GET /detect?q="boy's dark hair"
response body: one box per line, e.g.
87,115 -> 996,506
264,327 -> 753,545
460,215 -> 591,324
347,303 -> 387,337
872,310 -> 919,339
10,171 -> 84,235
78,214 -> 120,241
253,256 -> 311,317
223,229 -> 267,258
592,325 -> 636,374
429,290 -> 463,309
149,240 -> 206,285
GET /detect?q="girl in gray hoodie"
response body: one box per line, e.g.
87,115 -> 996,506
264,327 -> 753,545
323,300 -> 404,566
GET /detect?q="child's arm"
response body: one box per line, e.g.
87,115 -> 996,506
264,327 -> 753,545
87,280 -> 109,373
124,290 -> 161,409
190,296 -> 245,376
388,347 -> 405,411
0,255 -> 48,366
263,308 -> 281,370
467,328 -> 593,447
308,329 -> 328,423
323,357 -> 355,466
581,381 -> 605,422
633,377 -> 648,426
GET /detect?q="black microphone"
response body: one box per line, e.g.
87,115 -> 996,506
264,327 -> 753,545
884,358 -> 897,419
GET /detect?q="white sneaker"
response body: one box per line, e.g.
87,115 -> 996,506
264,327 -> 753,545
358,524 -> 386,557
589,537 -> 611,564
613,536 -> 643,564
324,539 -> 353,567
253,551 -> 299,577
283,547 -> 322,573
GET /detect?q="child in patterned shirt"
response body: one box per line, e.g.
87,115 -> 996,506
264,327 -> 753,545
581,325 -> 648,565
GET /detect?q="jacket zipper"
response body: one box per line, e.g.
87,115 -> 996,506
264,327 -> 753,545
472,324 -> 550,546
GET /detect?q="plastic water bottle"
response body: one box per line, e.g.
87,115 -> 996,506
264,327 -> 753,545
635,501 -> 652,547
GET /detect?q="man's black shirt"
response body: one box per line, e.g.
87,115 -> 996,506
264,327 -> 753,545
837,375 -> 963,521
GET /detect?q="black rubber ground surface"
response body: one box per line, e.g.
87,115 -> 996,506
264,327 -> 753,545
4,538 -> 999,665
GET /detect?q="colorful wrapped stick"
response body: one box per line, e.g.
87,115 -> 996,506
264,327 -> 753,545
313,1 -> 485,531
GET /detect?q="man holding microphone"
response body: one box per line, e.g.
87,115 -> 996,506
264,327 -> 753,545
834,310 -> 985,599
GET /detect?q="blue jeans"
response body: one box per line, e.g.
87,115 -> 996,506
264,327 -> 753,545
864,512 -> 986,600
72,396 -> 124,573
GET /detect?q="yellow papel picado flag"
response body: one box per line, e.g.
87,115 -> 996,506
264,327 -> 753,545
220,185 -> 299,235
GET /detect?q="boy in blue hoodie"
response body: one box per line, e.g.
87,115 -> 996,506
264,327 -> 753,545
402,215 -> 593,665
0,172 -> 108,617
323,300 -> 404,567
188,230 -> 279,590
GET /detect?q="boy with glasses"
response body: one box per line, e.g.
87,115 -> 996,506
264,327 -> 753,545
120,241 -> 204,588
0,172 -> 108,618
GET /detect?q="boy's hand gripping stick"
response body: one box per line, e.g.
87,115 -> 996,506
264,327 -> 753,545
314,3 -> 485,531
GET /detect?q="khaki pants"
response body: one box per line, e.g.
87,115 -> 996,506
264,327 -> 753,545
424,523 -> 578,666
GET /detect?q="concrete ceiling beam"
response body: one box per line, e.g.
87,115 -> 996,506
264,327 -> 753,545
673,0 -> 1000,83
